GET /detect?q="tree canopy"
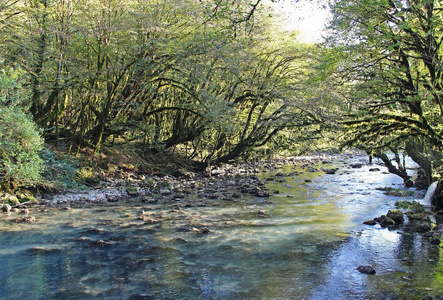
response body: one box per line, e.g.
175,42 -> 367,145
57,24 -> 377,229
326,0 -> 443,190
0,0 -> 326,183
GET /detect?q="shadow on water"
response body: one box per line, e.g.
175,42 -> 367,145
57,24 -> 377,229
0,156 -> 442,299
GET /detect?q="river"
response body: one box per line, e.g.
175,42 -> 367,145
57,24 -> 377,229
0,156 -> 442,299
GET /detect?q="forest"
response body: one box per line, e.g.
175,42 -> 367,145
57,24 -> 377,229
0,0 -> 442,206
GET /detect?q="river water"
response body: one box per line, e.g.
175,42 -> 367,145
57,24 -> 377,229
0,156 -> 442,299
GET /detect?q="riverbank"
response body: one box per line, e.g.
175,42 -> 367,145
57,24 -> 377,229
2,151 -> 365,208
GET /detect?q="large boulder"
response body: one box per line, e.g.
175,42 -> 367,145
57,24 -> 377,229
387,209 -> 404,223
374,215 -> 396,227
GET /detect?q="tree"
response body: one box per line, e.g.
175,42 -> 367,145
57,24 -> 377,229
0,0 -> 323,172
0,64 -> 43,190
328,0 -> 443,192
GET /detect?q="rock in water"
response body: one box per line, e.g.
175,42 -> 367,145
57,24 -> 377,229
374,215 -> 396,227
387,209 -> 404,223
357,265 -> 376,275
363,219 -> 376,225
2,204 -> 11,212
14,216 -> 36,223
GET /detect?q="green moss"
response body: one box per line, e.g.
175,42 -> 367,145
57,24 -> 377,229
395,200 -> 422,210
5,195 -> 19,206
153,180 -> 172,192
126,186 -> 138,196
378,187 -> 415,197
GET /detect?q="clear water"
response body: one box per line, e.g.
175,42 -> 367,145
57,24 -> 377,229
0,157 -> 442,299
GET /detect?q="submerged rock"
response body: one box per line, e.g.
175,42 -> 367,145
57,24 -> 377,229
321,168 -> 339,174
29,246 -> 62,253
357,265 -> 376,275
14,216 -> 36,223
190,227 -> 211,234
92,239 -> 111,247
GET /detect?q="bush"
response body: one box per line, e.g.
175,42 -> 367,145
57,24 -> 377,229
40,149 -> 87,190
0,65 -> 43,188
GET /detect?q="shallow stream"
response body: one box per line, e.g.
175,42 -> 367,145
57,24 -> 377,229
0,157 -> 442,299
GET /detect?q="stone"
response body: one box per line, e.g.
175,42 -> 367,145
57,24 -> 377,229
374,215 -> 396,227
387,209 -> 404,223
431,238 -> 441,245
200,227 -> 211,234
363,219 -> 376,225
29,247 -> 61,253
159,188 -> 172,195
126,187 -> 139,196
106,194 -> 121,202
255,191 -> 269,197
322,168 -> 339,174
406,212 -> 427,221
14,216 -> 36,223
357,265 -> 376,275
415,223 -> 431,233
258,210 -> 267,217
93,239 -> 111,246
2,204 -> 11,212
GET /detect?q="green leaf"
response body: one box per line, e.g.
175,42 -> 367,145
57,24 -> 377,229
398,22 -> 411,30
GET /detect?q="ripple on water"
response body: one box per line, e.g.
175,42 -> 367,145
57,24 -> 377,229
0,156 -> 440,299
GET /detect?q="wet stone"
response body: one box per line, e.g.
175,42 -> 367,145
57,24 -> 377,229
431,238 -> 441,245
2,204 -> 11,212
415,223 -> 431,233
29,246 -> 62,253
363,219 -> 377,225
258,210 -> 267,217
322,168 -> 339,174
91,239 -> 112,247
14,216 -> 36,223
357,265 -> 376,275
374,215 -> 396,227
387,209 -> 404,223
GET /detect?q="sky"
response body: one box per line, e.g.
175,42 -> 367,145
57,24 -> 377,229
271,0 -> 332,43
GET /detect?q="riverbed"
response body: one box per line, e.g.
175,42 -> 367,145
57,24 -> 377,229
0,156 -> 442,299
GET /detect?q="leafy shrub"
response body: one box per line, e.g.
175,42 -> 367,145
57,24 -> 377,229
0,65 -> 43,188
40,149 -> 87,190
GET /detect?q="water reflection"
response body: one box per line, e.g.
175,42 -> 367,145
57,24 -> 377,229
0,157 -> 441,299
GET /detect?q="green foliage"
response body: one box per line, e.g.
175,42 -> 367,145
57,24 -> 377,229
0,65 -> 43,188
0,0 -> 324,166
395,200 -> 422,210
378,187 -> 415,197
328,0 -> 443,184
40,149 -> 86,190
